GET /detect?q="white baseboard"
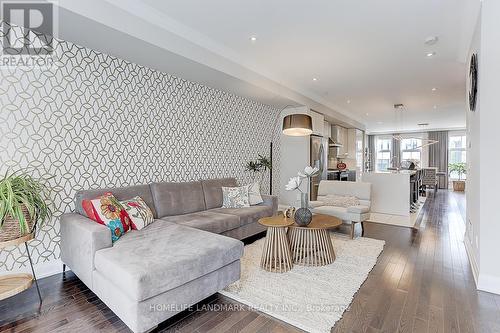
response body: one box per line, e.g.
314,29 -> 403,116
2,258 -> 69,279
478,273 -> 500,295
464,238 -> 479,286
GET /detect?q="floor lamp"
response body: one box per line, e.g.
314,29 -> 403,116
269,111 -> 313,195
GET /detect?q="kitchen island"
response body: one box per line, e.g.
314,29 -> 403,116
361,170 -> 416,216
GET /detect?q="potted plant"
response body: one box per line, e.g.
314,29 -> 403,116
245,154 -> 273,194
0,170 -> 52,243
448,163 -> 466,191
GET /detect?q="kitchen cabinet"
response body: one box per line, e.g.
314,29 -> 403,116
331,125 -> 359,159
347,128 -> 356,158
309,110 -> 324,136
323,121 -> 331,138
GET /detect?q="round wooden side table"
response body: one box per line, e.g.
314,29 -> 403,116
258,216 -> 294,273
288,214 -> 342,267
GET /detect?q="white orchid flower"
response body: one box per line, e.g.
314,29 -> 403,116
285,176 -> 303,192
298,166 -> 319,178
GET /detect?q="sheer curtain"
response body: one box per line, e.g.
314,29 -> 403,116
368,135 -> 375,171
428,131 -> 449,189
391,134 -> 401,168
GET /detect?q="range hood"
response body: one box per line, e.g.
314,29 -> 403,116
328,138 -> 343,147
329,125 -> 344,147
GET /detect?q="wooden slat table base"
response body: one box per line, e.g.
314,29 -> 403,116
288,228 -> 335,266
260,226 -> 293,273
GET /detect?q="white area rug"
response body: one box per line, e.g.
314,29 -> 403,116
220,233 -> 385,333
367,196 -> 427,228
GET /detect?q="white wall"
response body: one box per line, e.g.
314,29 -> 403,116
466,0 -> 500,294
465,7 -> 481,283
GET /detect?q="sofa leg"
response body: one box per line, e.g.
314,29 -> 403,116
62,263 -> 66,274
361,222 -> 365,237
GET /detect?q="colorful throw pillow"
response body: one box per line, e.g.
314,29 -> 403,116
83,192 -> 132,242
323,195 -> 360,208
247,182 -> 263,205
222,185 -> 250,208
120,196 -> 154,230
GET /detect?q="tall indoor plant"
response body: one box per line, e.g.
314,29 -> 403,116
0,170 -> 52,242
448,162 -> 466,191
245,154 -> 272,193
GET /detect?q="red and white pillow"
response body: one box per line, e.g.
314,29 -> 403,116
119,196 -> 154,230
82,192 -> 132,242
82,193 -> 154,242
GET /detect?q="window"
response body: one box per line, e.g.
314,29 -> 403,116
449,134 -> 466,179
376,137 -> 391,171
401,138 -> 422,167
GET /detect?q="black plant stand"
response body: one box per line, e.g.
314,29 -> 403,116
25,241 -> 42,304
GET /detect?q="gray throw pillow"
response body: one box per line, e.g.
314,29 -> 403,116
222,185 -> 250,208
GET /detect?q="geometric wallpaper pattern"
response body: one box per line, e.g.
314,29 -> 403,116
0,22 -> 281,272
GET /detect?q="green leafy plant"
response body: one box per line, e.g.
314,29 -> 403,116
0,170 -> 53,235
448,162 -> 466,180
245,155 -> 272,173
257,154 -> 272,171
245,161 -> 262,173
245,155 -> 272,182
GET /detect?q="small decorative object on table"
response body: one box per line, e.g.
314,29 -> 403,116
0,170 -> 53,304
283,207 -> 296,219
285,166 -> 319,226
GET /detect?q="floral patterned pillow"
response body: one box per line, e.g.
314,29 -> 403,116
120,196 -> 154,230
83,192 -> 132,242
222,185 -> 251,208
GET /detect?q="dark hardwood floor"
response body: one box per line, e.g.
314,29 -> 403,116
1,190 -> 499,333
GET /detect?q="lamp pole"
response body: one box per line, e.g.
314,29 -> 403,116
268,104 -> 299,195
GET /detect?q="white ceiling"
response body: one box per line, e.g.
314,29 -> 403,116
56,0 -> 480,132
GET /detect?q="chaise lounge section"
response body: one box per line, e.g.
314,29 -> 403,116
60,178 -> 277,333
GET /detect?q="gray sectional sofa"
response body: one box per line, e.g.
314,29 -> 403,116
60,178 -> 277,333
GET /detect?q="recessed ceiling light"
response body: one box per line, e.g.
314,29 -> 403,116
433,105 -> 438,109
346,99 -> 351,104
426,52 -> 436,57
431,87 -> 437,91
312,77 -> 318,81
249,36 -> 257,42
365,113 -> 369,116
424,36 -> 439,45
377,121 -> 383,125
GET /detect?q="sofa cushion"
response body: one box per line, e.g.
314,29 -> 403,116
201,178 -> 238,209
75,184 -> 157,218
312,205 -> 369,222
151,181 -> 206,218
160,211 -> 240,234
94,220 -> 243,302
347,205 -> 370,214
209,206 -> 273,226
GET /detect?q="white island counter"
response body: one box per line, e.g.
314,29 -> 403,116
362,171 -> 415,216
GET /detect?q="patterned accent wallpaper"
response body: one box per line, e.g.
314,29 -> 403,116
0,22 -> 281,272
